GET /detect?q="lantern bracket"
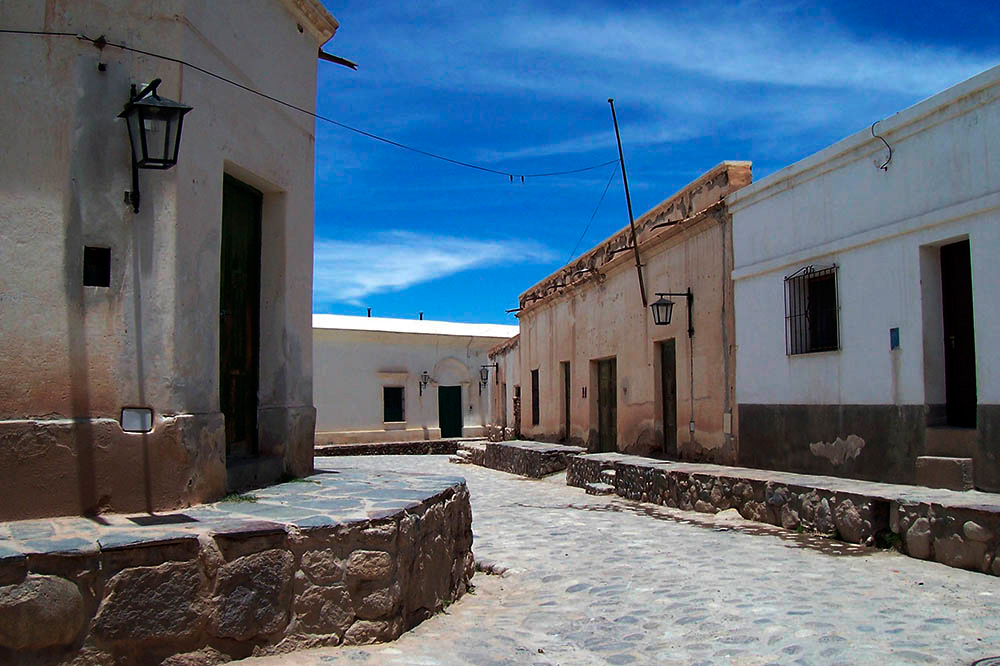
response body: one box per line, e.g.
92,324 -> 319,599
651,289 -> 694,337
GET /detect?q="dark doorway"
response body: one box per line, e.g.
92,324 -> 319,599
561,361 -> 571,441
530,369 -> 540,426
219,175 -> 262,460
659,339 -> 678,458
941,239 -> 977,427
597,358 -> 617,452
439,385 -> 463,438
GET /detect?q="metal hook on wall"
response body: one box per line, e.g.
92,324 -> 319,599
871,121 -> 892,171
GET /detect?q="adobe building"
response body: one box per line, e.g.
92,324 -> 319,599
515,162 -> 752,461
313,315 -> 518,445
0,0 -> 338,519
487,333 -> 520,439
730,65 -> 1000,491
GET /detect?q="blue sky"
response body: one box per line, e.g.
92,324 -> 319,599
312,1 -> 999,324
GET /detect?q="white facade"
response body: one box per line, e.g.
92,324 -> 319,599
313,315 -> 518,444
729,64 -> 1000,489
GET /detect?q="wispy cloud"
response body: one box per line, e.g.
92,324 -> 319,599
313,231 -> 554,305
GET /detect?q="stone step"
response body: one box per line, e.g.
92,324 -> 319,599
915,456 -> 975,491
585,482 -> 616,496
448,455 -> 468,465
925,427 -> 977,458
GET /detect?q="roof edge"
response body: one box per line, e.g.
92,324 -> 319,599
281,0 -> 339,43
727,64 -> 1000,212
518,161 -> 751,309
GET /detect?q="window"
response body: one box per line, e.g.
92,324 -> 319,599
383,386 -> 404,422
785,264 -> 839,355
531,369 -> 540,426
83,246 -> 111,287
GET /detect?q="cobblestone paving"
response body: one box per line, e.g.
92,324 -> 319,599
250,455 -> 1000,666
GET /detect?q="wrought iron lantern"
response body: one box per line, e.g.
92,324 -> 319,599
479,363 -> 498,394
651,288 -> 694,337
419,371 -> 431,396
119,78 -> 193,213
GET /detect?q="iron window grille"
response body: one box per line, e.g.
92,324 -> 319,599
784,264 -> 840,355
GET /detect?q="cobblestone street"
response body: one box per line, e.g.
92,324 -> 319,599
250,455 -> 1000,666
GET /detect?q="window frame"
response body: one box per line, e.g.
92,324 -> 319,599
382,385 -> 405,424
784,264 -> 840,356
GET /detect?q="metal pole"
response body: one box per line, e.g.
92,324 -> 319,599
608,98 -> 647,307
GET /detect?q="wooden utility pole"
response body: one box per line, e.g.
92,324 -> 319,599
608,98 -> 647,307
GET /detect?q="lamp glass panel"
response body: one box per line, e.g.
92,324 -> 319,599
125,108 -> 143,165
651,298 -> 674,326
139,106 -> 179,165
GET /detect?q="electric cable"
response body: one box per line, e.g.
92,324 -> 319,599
566,166 -> 619,263
1,29 -> 620,180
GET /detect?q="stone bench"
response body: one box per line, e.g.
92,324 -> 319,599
567,453 -> 1000,577
482,440 -> 587,478
0,466 -> 474,664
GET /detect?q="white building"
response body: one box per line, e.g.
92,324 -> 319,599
313,315 -> 518,444
730,65 -> 1000,491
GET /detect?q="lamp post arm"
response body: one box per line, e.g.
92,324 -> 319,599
653,290 -> 694,338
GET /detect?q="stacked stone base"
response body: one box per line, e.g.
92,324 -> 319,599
0,484 -> 474,665
568,453 -> 1000,576
483,441 -> 587,478
314,440 -> 463,457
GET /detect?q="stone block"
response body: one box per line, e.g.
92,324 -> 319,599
301,548 -> 344,585
833,499 -> 872,544
210,549 -> 293,640
93,560 -> 206,643
0,574 -> 84,649
915,456 -> 974,491
906,517 -> 932,559
293,582 -> 354,636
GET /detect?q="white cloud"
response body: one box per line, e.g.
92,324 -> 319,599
313,231 -> 554,305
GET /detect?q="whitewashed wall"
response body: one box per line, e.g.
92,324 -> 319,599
731,65 -> 1000,407
313,322 -> 515,444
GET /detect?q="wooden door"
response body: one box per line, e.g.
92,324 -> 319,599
597,358 -> 617,452
660,339 -> 678,458
941,240 -> 977,427
219,175 -> 262,459
439,386 -> 463,438
562,361 -> 571,441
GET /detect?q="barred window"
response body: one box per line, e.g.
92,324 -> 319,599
785,265 -> 839,355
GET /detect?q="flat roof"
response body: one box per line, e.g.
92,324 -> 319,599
313,314 -> 519,339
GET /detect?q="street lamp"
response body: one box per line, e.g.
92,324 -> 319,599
479,364 -> 497,394
119,78 -> 193,213
651,288 -> 694,337
419,371 -> 431,396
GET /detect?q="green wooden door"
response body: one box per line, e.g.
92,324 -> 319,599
219,175 -> 262,459
439,386 -> 463,438
660,339 -> 677,458
597,359 -> 617,452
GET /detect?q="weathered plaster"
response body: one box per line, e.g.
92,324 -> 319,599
513,163 -> 751,461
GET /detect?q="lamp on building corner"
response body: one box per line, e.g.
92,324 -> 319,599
651,288 -> 694,337
479,364 -> 497,394
119,78 -> 193,213
419,371 -> 431,396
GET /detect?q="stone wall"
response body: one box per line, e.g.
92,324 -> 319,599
567,453 -> 1000,576
314,441 -> 460,457
0,485 -> 474,664
483,441 -> 586,478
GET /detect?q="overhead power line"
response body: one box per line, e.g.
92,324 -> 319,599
1,29 -> 620,180
566,166 -> 619,263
